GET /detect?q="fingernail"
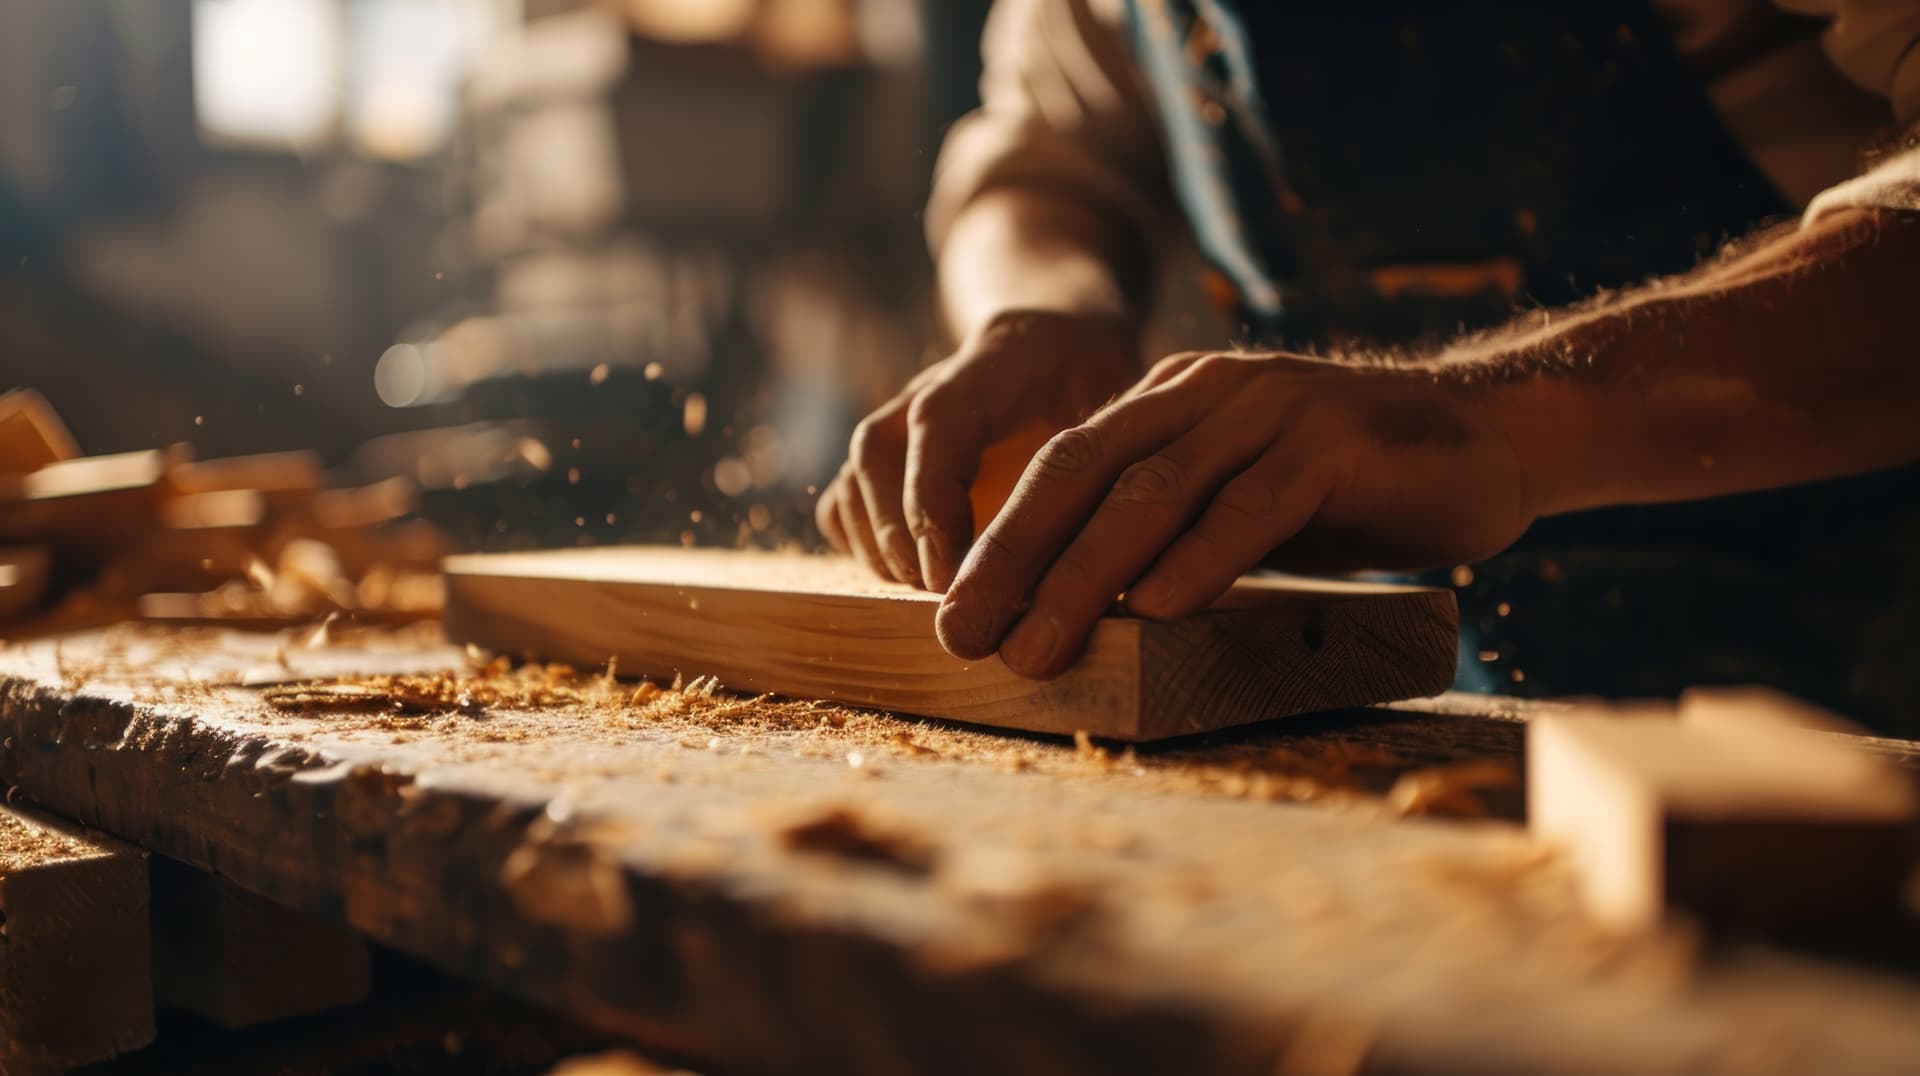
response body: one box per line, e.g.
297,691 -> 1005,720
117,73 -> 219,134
1127,577 -> 1173,617
1000,615 -> 1061,678
918,535 -> 953,592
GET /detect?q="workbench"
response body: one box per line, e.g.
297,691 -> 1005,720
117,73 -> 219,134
4,623 -> 1919,1075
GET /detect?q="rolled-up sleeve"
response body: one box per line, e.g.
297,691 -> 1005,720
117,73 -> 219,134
1777,0 -> 1920,218
924,0 -> 1173,256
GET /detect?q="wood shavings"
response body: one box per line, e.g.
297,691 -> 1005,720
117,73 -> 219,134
775,804 -> 935,875
500,839 -> 633,935
1386,760 -> 1519,818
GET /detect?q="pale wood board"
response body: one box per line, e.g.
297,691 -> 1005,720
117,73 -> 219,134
443,548 -> 1459,741
0,390 -> 78,475
1529,696 -> 1918,942
1,626 -> 1919,1074
0,803 -> 154,1072
150,856 -> 373,1028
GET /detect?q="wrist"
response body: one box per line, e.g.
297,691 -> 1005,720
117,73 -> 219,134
1447,330 -> 1624,519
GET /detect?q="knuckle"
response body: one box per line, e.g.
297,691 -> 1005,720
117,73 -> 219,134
1185,352 -> 1242,383
1151,350 -> 1205,377
1214,473 -> 1284,522
847,420 -> 882,466
1033,426 -> 1104,480
904,384 -> 955,428
1108,454 -> 1187,507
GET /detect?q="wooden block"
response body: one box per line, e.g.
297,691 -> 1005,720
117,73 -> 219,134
1529,701 -> 1918,939
442,547 -> 1457,741
0,805 -> 153,1072
0,448 -> 177,548
0,390 -> 78,475
168,450 -> 323,499
0,545 -> 51,623
150,857 -> 372,1028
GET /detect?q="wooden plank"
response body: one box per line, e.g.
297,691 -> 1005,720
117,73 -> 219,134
0,804 -> 153,1072
0,390 -> 78,475
4,627 -> 1920,1075
0,448 -> 177,549
443,548 -> 1459,741
168,450 -> 323,500
149,856 -> 372,1027
1529,698 -> 1918,941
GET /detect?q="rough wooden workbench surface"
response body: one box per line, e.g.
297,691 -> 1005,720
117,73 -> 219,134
3,624 -> 1919,1075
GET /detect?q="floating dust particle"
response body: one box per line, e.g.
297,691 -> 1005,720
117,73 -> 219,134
1450,565 -> 1474,587
682,393 -> 708,437
775,804 -> 935,875
589,363 -> 610,385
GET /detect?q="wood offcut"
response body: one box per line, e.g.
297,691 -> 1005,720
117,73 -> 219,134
0,804 -> 154,1073
1529,689 -> 1919,942
443,547 -> 1459,740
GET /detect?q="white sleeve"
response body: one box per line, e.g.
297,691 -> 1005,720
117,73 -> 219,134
924,0 -> 1173,257
1769,0 -> 1920,219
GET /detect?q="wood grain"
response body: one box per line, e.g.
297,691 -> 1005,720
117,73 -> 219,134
150,856 -> 373,1028
0,804 -> 153,1073
4,628 -> 1920,1075
443,548 -> 1459,741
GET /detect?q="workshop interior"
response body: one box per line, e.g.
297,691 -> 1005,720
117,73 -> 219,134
3,0 -> 1920,1073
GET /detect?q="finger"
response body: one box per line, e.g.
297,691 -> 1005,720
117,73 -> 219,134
996,412 -> 1274,678
902,382 -> 986,593
936,360 -> 1246,660
815,480 -> 850,554
833,469 -> 892,581
848,400 -> 921,585
1125,446 -> 1332,620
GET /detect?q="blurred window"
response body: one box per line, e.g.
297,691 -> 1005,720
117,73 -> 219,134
193,0 -> 494,160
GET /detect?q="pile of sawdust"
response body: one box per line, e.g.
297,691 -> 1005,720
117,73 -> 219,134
16,623 -> 1512,818
0,810 -> 113,872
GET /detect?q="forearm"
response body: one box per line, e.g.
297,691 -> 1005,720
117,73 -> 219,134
938,186 -> 1151,342
1466,208 -> 1920,515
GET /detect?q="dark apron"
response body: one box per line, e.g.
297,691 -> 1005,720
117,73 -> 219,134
1125,0 -> 1920,731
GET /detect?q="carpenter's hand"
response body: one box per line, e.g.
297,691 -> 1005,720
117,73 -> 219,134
816,310 -> 1139,590
934,350 -> 1540,678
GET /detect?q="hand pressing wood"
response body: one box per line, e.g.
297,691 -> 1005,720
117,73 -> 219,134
443,547 -> 1457,741
0,805 -> 153,1073
1529,691 -> 1918,944
149,857 -> 373,1028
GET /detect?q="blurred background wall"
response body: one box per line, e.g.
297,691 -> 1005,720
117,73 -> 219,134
0,0 -> 993,549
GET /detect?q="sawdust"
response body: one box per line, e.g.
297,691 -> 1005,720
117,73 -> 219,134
0,809 -> 113,873
9,623 -> 1509,818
